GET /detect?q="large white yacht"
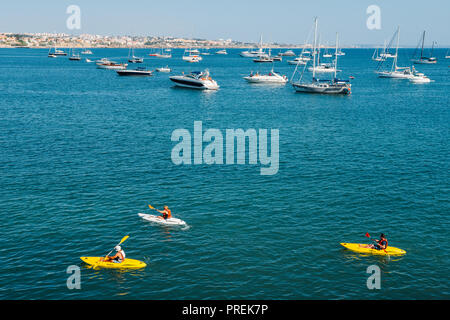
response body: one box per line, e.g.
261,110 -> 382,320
170,70 -> 219,90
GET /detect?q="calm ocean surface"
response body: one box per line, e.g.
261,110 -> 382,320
0,48 -> 449,299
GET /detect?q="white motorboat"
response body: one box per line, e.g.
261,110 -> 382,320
116,67 -> 152,76
409,73 -> 431,83
243,69 -> 287,84
272,55 -> 282,61
170,70 -> 219,90
183,48 -> 202,62
155,66 -> 171,72
280,50 -> 295,56
308,63 -> 339,73
95,58 -> 112,65
85,58 -> 93,63
288,56 -> 309,65
216,49 -> 228,55
240,50 -> 261,58
183,55 -> 201,63
409,66 -> 431,83
81,49 -> 93,55
291,19 -> 351,95
97,62 -> 128,70
253,54 -> 273,63
200,48 -> 211,56
241,36 -> 267,58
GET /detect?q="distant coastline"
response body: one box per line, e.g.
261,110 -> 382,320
1,33 -> 447,49
0,32 -> 383,49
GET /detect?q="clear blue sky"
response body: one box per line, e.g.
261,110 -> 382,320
0,0 -> 449,46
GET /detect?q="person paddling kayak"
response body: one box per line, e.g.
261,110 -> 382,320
361,233 -> 388,250
104,245 -> 126,263
156,205 -> 172,220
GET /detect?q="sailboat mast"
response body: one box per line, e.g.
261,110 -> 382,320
259,35 -> 263,55
312,17 -> 318,79
317,34 -> 321,65
420,31 -> 425,59
334,32 -> 338,80
393,26 -> 400,71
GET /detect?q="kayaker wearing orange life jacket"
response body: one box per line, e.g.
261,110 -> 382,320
104,246 -> 126,263
369,233 -> 388,250
157,206 -> 172,220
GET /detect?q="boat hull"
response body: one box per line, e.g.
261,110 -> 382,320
293,82 -> 351,94
170,76 -> 219,90
377,71 -> 413,79
117,70 -> 152,76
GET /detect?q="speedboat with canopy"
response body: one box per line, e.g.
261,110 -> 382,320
170,70 -> 219,90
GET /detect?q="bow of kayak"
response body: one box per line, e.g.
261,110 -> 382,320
340,243 -> 406,256
80,257 -> 147,269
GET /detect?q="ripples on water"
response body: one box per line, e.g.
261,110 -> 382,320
0,48 -> 449,299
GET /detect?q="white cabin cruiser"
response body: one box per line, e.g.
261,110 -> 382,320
240,50 -> 261,58
155,66 -> 171,72
97,62 -> 128,70
170,70 -> 219,90
280,50 -> 295,56
243,70 -> 287,84
216,49 -> 228,55
409,67 -> 431,83
308,63 -> 339,73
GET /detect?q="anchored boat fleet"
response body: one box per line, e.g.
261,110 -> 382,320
47,17 -> 442,92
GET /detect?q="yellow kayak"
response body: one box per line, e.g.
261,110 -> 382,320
340,243 -> 406,256
80,257 -> 147,269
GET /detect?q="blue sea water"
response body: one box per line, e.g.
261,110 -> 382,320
0,48 -> 449,299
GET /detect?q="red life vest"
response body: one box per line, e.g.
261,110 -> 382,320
379,238 -> 388,248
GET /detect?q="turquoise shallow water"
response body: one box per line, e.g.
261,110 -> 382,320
0,48 -> 449,299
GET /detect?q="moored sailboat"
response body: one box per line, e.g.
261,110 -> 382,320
412,31 -> 437,64
292,18 -> 351,95
376,27 -> 414,79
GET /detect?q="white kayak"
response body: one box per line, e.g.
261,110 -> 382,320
138,213 -> 187,226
